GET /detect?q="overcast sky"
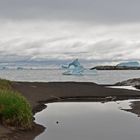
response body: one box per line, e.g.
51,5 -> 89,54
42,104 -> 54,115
0,0 -> 140,65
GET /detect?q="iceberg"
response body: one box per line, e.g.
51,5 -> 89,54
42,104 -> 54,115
117,61 -> 140,67
61,59 -> 97,75
62,59 -> 84,75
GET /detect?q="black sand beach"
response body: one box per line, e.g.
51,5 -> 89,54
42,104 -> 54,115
1,81 -> 140,140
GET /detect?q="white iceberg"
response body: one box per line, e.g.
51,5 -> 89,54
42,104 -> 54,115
61,59 -> 97,75
117,61 -> 140,67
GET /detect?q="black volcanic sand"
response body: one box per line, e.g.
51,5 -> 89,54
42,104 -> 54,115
1,82 -> 140,140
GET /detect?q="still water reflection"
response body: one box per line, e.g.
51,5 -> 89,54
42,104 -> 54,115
35,100 -> 140,140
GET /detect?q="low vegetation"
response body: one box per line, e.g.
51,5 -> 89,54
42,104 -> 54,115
0,79 -> 12,90
0,79 -> 33,129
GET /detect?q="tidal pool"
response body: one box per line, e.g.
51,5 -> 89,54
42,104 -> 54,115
35,100 -> 140,140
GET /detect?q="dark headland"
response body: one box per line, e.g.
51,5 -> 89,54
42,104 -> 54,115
91,65 -> 140,70
1,81 -> 140,140
91,61 -> 140,70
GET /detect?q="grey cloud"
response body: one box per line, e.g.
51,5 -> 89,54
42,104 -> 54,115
0,0 -> 140,23
0,37 -> 140,63
0,18 -> 140,65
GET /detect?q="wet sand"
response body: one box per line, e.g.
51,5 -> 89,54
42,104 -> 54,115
1,81 -> 140,140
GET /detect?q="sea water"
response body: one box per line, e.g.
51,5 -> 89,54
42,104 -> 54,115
35,100 -> 140,140
0,69 -> 140,84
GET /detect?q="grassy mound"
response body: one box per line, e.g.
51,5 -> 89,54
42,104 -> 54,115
0,79 -> 33,129
0,79 -> 12,90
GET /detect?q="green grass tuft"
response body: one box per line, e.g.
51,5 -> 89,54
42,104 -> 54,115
0,79 -> 11,90
0,79 -> 33,129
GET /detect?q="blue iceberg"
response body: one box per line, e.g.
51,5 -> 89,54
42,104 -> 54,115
62,59 -> 97,75
62,59 -> 84,75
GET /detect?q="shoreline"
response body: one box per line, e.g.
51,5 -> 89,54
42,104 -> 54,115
1,81 -> 140,140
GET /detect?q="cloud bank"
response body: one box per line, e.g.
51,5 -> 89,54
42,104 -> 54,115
0,21 -> 140,64
0,0 -> 140,65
